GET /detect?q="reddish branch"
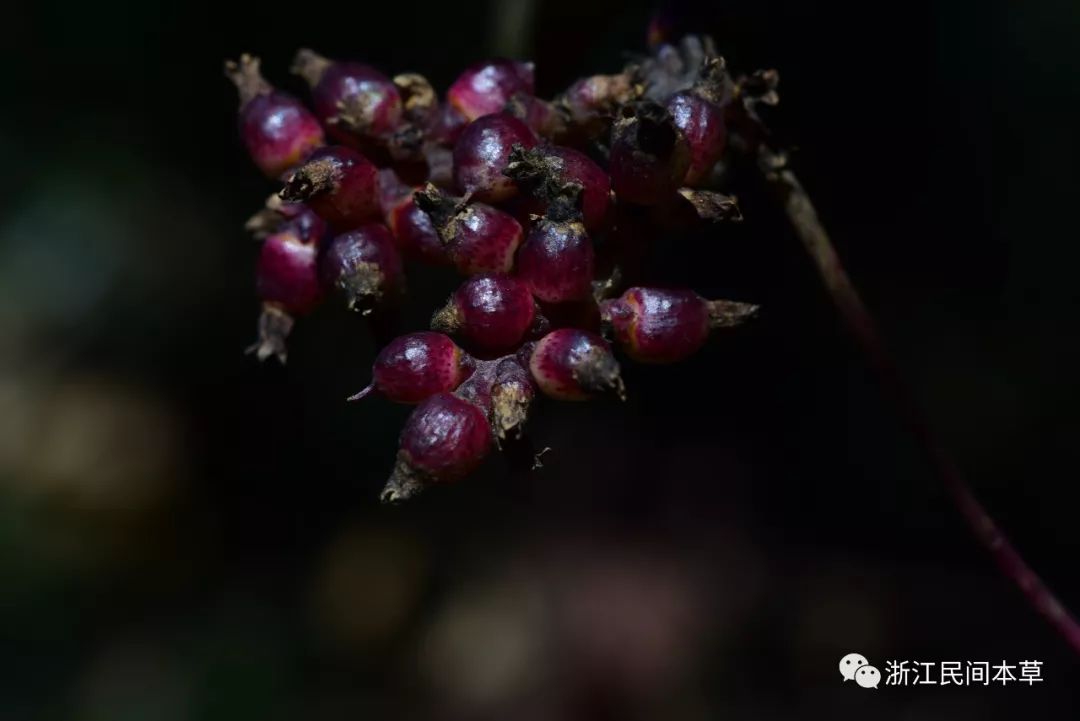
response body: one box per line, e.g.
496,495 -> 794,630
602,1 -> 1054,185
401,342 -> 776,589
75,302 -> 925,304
756,142 -> 1080,654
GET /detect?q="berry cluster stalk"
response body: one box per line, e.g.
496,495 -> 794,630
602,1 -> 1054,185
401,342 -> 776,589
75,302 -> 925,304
756,142 -> 1080,655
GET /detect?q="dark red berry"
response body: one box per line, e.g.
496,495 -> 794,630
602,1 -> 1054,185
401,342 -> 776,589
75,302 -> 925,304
320,224 -> 404,313
414,184 -> 523,275
224,54 -> 324,179
256,227 -> 323,316
609,101 -> 690,205
248,225 -> 323,363
292,49 -> 402,147
599,287 -> 759,363
377,170 -> 449,265
431,273 -> 538,354
665,59 -> 728,186
447,59 -> 535,122
430,103 -> 469,147
381,392 -> 492,502
515,188 -> 596,304
503,144 -> 612,231
453,114 -> 537,203
529,329 -> 624,401
279,145 -> 379,229
349,332 -> 473,404
504,93 -> 566,139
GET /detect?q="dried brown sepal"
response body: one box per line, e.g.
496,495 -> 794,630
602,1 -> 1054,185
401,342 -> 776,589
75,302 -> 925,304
676,188 -> 743,223
245,303 -> 294,364
572,345 -> 627,401
429,298 -> 462,334
706,300 -> 760,328
337,262 -> 388,315
393,73 -> 437,123
329,91 -> 384,136
290,48 -> 331,87
244,194 -> 288,239
412,183 -> 467,239
380,455 -> 427,504
223,54 -> 271,106
734,68 -> 780,121
279,158 -> 340,203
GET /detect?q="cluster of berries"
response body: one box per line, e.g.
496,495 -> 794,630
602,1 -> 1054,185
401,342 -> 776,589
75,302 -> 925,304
225,35 -> 772,502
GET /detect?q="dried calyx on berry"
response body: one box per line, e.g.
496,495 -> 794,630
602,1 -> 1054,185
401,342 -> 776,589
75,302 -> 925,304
320,224 -> 405,313
600,287 -> 758,363
554,71 -> 644,143
381,391 -> 493,503
609,100 -> 690,205
667,57 -> 730,186
413,183 -> 523,275
515,184 -> 596,304
248,225 -> 324,363
529,328 -> 625,401
280,145 -> 380,229
292,49 -> 403,150
503,144 -> 612,232
244,194 -> 329,244
452,113 -> 537,202
225,54 -> 324,179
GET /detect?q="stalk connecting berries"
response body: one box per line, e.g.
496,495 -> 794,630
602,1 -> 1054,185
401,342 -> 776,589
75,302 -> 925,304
226,35 -> 764,501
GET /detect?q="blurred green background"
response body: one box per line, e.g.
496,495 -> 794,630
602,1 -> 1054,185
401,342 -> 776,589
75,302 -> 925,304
1,0 -> 1079,718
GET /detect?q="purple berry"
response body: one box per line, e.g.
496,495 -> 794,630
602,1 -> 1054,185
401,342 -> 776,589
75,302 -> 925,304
448,59 -> 535,122
453,113 -> 537,203
320,225 -> 405,313
225,54 -> 324,179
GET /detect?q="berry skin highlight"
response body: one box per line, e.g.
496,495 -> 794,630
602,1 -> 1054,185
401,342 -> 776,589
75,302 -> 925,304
225,54 -> 324,179
447,59 -> 535,122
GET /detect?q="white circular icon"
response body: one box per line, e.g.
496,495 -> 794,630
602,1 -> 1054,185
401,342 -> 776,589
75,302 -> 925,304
839,652 -> 869,681
855,665 -> 881,689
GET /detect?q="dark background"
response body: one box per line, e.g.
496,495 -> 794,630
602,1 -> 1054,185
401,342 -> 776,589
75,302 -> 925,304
2,0 -> 1078,718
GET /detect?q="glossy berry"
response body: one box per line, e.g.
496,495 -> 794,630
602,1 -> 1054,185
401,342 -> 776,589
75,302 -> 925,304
666,76 -> 726,186
280,145 -> 379,229
431,274 -> 538,354
515,189 -> 595,304
453,113 -> 537,202
381,392 -> 493,502
225,54 -> 324,179
248,226 -> 323,363
320,225 -> 404,313
292,49 -> 402,147
503,144 -> 612,231
349,332 -> 474,404
415,184 -> 523,275
609,101 -> 690,205
447,59 -> 535,122
599,287 -> 759,363
529,329 -> 624,401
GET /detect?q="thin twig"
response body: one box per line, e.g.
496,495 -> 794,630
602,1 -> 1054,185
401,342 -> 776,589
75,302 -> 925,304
757,143 -> 1080,654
